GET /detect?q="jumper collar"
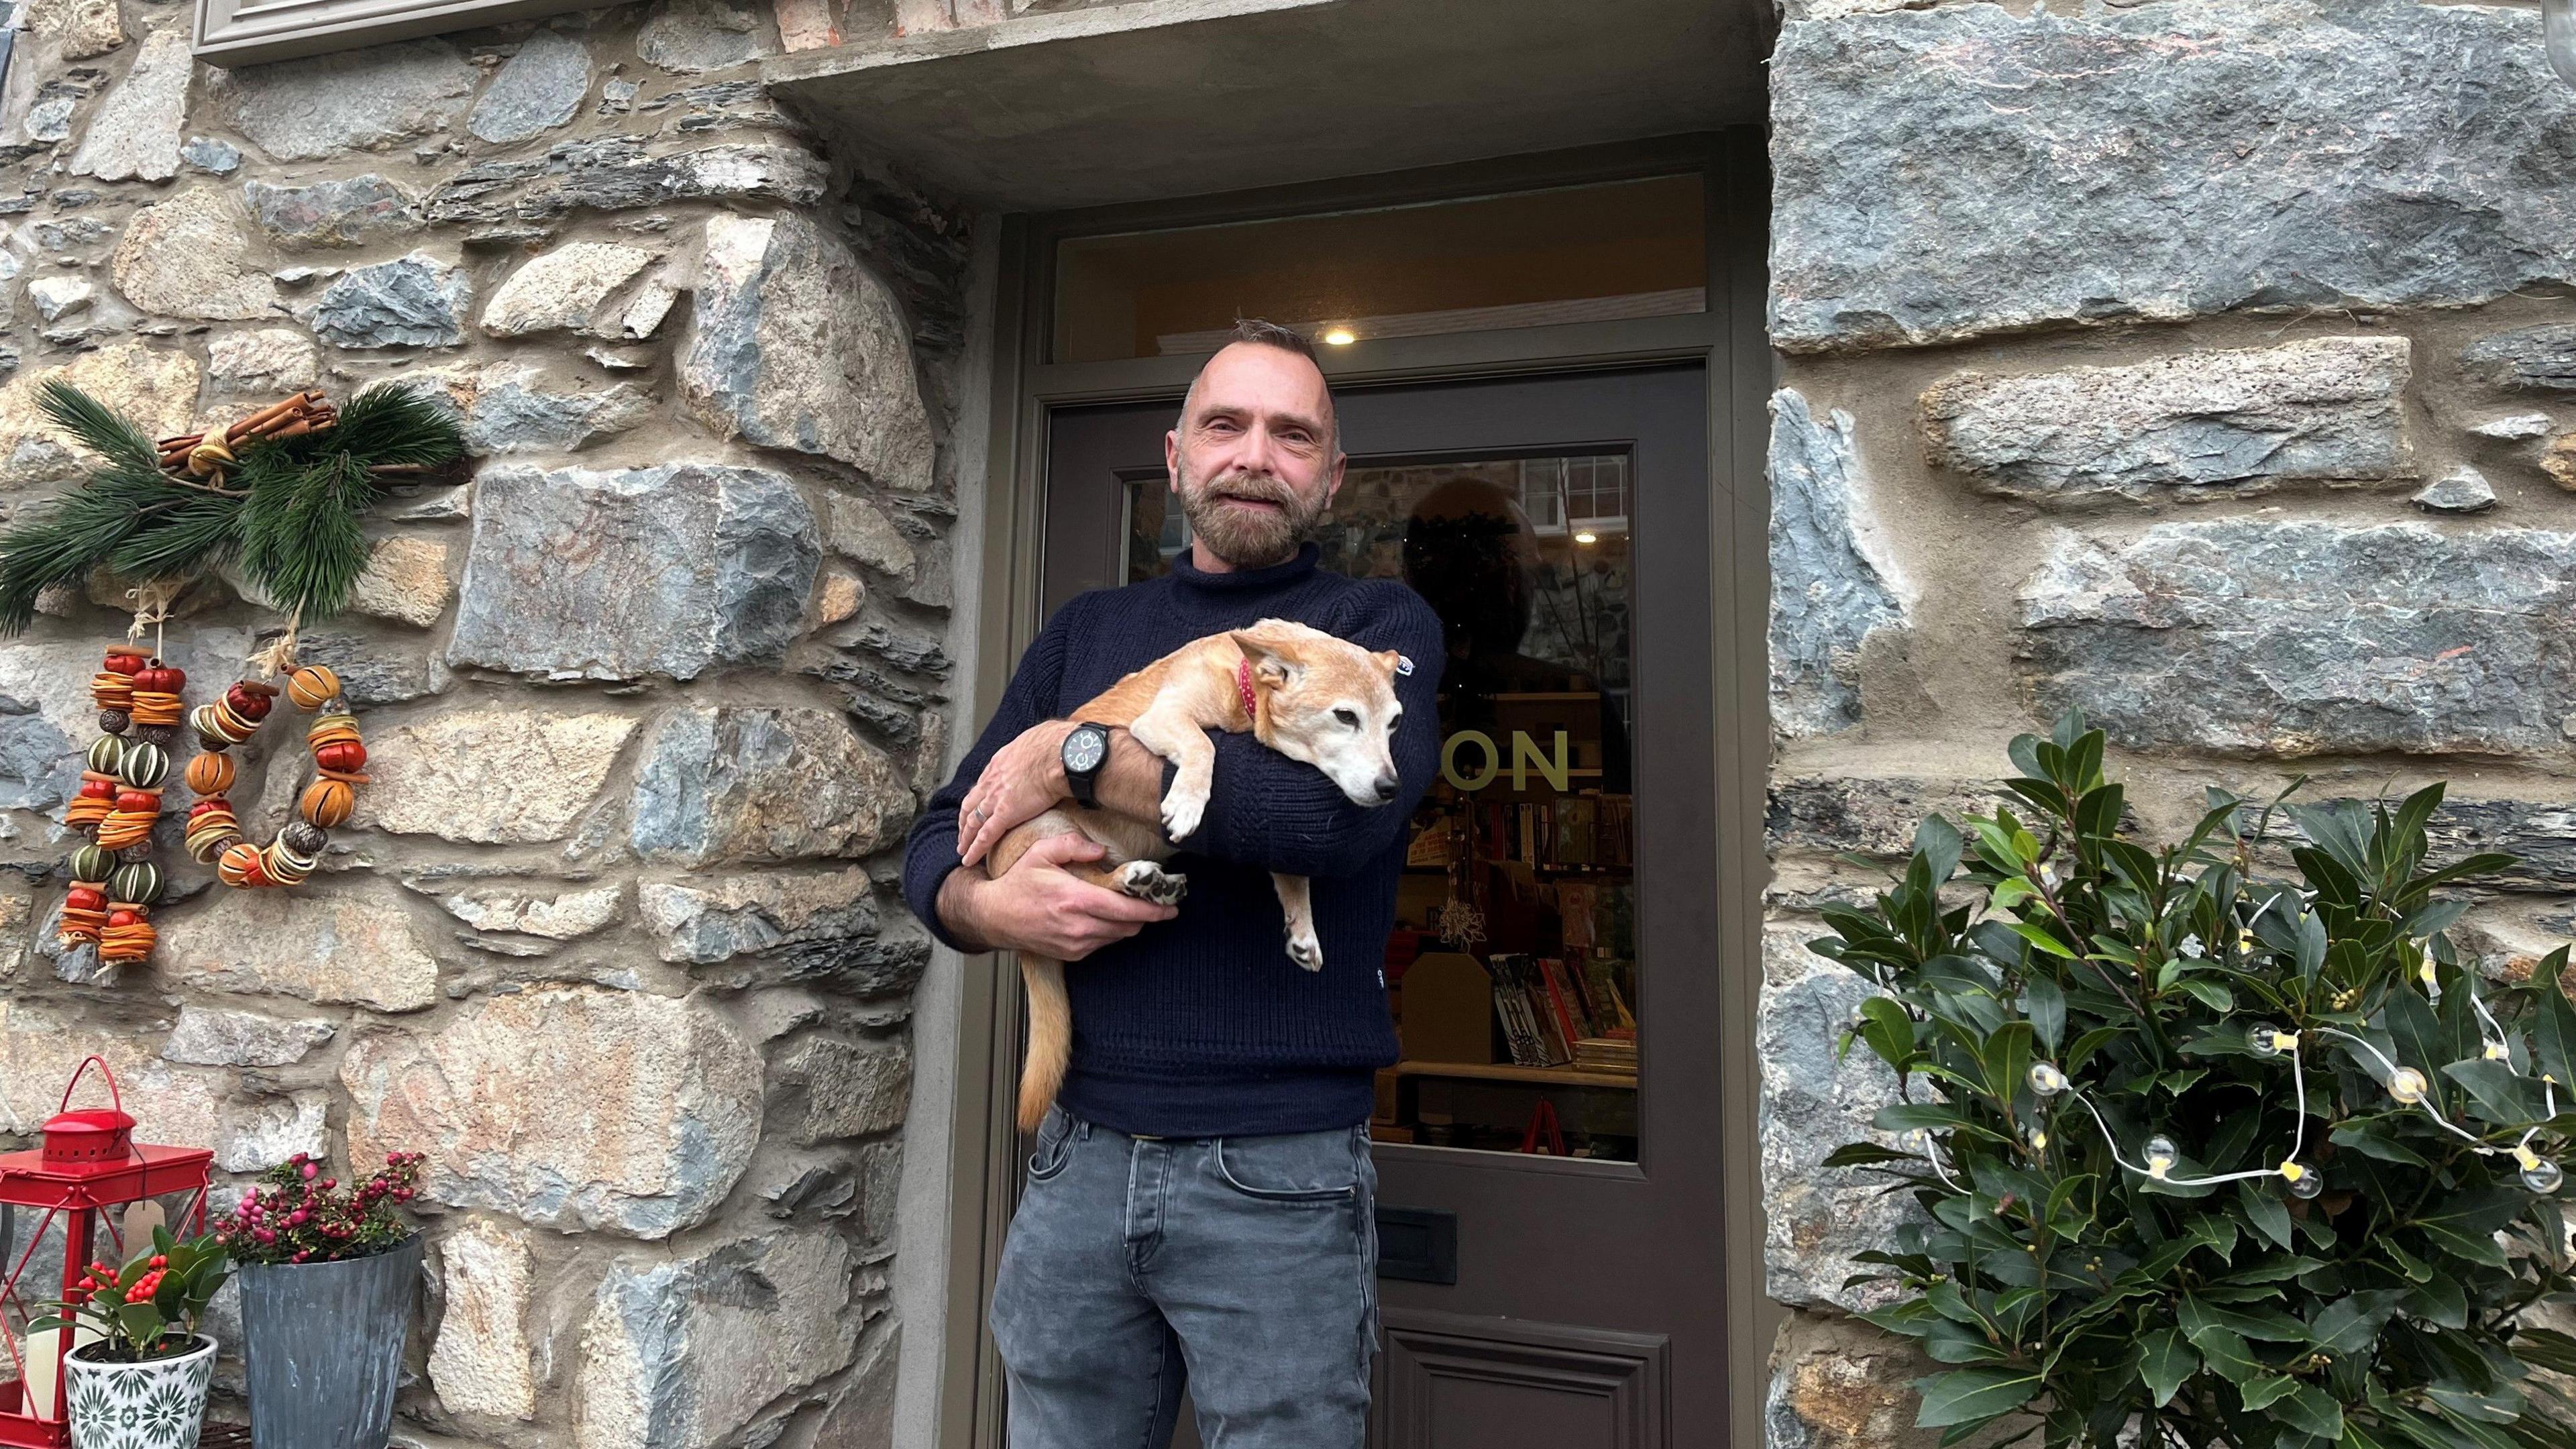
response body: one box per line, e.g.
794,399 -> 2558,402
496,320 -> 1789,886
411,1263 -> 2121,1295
1171,542 -> 1321,596
1236,654 -> 1260,724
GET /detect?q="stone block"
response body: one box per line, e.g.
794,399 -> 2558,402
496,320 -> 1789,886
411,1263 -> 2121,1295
24,0 -> 123,58
435,883 -> 622,941
67,28 -> 187,183
1921,337 -> 2412,500
362,707 -> 637,844
110,191 -> 278,321
0,342 -> 199,484
480,241 -> 655,337
341,987 -> 763,1238
2544,433 -> 2576,492
243,174 -> 421,248
2413,466 -> 2497,515
2462,324 -> 2576,391
2019,521 -> 2576,757
681,212 -> 934,492
162,1005 -> 336,1067
449,462 -> 818,680
217,40 -> 476,161
205,329 -> 319,396
215,1091 -> 329,1173
574,1229 -> 859,1449
1767,1312 -> 1949,1449
1767,776 -> 2004,862
180,137 -> 240,175
773,1034 -> 910,1144
301,252 -> 471,350
637,868 -> 876,965
25,277 -> 91,323
429,1217 -> 538,1422
1771,1 -> 2576,351
1759,924 -> 1920,1313
825,491 -> 916,578
811,1324 -> 898,1447
637,0 -> 766,74
1769,389 -> 1909,739
469,28 -> 591,145
630,706 -> 911,866
273,629 -> 438,706
425,137 -> 826,223
347,535 -> 453,628
0,1002 -> 221,1150
159,883 -> 441,1013
2470,412 -> 2553,441
460,370 -> 652,454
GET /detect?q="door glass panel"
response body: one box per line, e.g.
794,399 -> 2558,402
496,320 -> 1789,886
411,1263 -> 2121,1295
1124,454 -> 1640,1161
1055,174 -> 1706,364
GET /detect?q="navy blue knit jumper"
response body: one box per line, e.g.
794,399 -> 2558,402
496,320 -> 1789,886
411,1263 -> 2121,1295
902,544 -> 1446,1138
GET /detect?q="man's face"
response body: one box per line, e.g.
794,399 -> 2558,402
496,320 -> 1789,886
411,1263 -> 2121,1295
1166,342 -> 1345,568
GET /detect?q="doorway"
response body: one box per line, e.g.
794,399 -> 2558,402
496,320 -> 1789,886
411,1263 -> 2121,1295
939,134 -> 1775,1449
1041,365 -> 1723,1447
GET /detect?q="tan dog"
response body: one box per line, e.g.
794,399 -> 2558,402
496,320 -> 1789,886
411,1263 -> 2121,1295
985,618 -> 1409,1132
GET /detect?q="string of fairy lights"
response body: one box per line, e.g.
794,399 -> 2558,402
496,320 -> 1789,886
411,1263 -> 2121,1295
1890,911 -> 2567,1199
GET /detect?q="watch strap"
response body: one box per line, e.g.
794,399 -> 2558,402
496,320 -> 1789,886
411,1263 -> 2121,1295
1063,722 -> 1107,809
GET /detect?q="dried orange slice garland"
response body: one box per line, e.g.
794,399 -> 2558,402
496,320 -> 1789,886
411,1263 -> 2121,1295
56,659 -> 368,967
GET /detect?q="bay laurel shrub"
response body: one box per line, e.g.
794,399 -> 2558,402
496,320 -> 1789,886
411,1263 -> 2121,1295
1813,714 -> 2576,1449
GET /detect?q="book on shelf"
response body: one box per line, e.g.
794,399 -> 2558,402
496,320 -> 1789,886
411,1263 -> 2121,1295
1579,955 -> 1637,1035
1489,955 -> 1559,1067
1535,958 -> 1589,1058
1572,1036 -> 1638,1074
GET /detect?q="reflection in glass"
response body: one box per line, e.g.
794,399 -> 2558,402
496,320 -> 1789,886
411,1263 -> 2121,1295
1126,454 -> 1640,1161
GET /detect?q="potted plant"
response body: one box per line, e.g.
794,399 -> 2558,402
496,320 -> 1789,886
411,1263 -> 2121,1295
213,1150 -> 426,1449
30,1229 -> 229,1449
1813,712 -> 2576,1448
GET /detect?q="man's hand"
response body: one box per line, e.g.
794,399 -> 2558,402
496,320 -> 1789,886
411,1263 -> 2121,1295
938,833 -> 1177,960
957,719 -> 1078,867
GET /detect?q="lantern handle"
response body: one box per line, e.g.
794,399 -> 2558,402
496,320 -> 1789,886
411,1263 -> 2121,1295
57,1055 -> 122,1118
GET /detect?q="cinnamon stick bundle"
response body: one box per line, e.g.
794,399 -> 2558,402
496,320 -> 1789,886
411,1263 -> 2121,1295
156,390 -> 337,471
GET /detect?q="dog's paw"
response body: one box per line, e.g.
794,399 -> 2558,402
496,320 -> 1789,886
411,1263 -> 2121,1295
1115,860 -> 1189,906
1160,787 -> 1208,843
1285,929 -> 1324,972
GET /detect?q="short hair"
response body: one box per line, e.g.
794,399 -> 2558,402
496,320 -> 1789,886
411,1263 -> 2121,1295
1179,317 -> 1339,455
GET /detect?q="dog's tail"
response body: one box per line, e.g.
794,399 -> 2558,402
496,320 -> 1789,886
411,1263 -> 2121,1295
1018,955 -> 1073,1135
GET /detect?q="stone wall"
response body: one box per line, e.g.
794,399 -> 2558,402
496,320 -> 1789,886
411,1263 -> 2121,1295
0,3 -> 969,1444
1762,2 -> 2576,1444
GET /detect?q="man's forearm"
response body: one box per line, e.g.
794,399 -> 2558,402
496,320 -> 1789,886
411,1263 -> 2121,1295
1092,729 -> 1169,828
936,868 -> 996,953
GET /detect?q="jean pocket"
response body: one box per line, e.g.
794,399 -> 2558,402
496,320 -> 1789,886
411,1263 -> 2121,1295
1212,1131 -> 1361,1203
1026,1108 -> 1076,1183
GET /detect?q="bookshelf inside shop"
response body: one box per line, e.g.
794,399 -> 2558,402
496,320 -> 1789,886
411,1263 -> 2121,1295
1376,688 -> 1640,1162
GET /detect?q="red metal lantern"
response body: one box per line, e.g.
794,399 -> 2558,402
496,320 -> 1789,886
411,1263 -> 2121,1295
0,1058 -> 212,1444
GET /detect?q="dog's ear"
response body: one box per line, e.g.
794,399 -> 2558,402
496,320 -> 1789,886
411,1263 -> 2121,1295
1373,649 -> 1409,678
1232,632 -> 1295,688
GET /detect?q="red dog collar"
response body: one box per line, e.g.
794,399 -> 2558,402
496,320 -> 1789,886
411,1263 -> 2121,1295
1236,655 -> 1259,722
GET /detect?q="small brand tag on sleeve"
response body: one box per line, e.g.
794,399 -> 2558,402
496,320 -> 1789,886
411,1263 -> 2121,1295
1395,655 -> 1415,677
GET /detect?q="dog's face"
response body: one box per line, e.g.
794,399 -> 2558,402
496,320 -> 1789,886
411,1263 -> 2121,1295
1234,623 -> 1405,807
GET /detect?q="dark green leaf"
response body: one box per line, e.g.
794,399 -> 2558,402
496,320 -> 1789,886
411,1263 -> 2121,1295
2239,1177 -> 2295,1252
1911,1368 -> 2043,1429
2023,976 -> 2065,1055
2180,1295 -> 2308,1343
2139,1330 -> 2194,1407
2275,1381 -> 2347,1442
2186,1325 -> 2263,1383
1824,1143 -> 1922,1169
2309,1290 -> 2406,1357
2239,1374 -> 2300,1411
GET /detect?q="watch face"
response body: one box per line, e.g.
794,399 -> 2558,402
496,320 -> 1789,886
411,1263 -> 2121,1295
1063,727 -> 1106,773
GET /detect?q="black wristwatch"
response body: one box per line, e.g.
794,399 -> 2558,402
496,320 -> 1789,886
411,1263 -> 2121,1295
1061,722 -> 1111,809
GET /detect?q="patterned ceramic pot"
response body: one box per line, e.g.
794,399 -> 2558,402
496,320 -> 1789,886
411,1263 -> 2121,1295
63,1334 -> 215,1449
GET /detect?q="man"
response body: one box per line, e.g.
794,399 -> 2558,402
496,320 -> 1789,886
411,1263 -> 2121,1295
903,319 -> 1443,1448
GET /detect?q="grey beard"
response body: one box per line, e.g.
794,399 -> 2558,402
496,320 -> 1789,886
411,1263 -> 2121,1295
1176,469 -> 1318,566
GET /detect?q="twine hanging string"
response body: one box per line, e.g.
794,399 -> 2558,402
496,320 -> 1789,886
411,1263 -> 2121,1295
123,578 -> 178,661
247,604 -> 303,680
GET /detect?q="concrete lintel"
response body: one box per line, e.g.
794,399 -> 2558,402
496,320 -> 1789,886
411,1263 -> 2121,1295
766,0 -> 1765,211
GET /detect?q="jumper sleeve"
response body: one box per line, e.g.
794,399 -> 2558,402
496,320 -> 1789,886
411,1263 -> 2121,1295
902,598 -> 1080,952
1171,585 -> 1448,880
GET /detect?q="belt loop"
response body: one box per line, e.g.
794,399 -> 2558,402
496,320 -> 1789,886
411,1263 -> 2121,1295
1076,1117 -> 1092,1142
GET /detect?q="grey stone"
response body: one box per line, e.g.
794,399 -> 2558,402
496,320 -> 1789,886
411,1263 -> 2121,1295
272,629 -> 437,706
636,78 -> 800,139
449,462 -> 818,681
109,189 -> 278,321
2471,411 -> 2555,441
810,1326 -> 900,1448
574,1230 -> 859,1449
468,28 -> 590,145
479,240 -> 655,336
2419,799 -> 2576,895
2463,325 -> 2576,391
631,706 -> 912,867
219,40 -> 476,161
1771,1 -> 2576,352
66,28 -> 189,183
243,174 -> 420,248
1922,337 -> 2413,500
1767,775 -> 2005,861
0,694 -> 72,812
25,0 -> 123,59
435,883 -> 621,941
205,328 -> 319,396
2412,466 -> 2498,515
1769,389 -> 1909,739
162,1005 -> 336,1067
462,371 -> 651,454
179,137 -> 240,174
25,276 -> 91,323
599,78 -> 641,115
425,137 -> 825,223
636,0 -> 764,75
1759,924 -> 1921,1313
364,708 -> 637,844
301,251 -> 470,348
2018,521 -> 2576,757
637,869 -> 878,966
682,211 -> 934,492
773,1034 -> 909,1144
216,1091 -> 330,1174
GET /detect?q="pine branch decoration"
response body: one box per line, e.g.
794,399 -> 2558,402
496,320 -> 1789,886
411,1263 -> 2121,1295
0,381 -> 464,635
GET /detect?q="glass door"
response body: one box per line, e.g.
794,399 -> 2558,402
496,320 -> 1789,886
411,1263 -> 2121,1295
1040,364 -> 1722,1449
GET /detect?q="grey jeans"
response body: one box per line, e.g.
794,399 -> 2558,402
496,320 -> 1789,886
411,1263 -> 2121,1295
990,1107 -> 1380,1448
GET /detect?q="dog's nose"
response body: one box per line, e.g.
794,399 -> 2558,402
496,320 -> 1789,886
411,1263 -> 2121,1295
1371,776 -> 1399,804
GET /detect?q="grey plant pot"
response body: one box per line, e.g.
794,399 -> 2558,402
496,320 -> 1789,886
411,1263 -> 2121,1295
237,1235 -> 423,1449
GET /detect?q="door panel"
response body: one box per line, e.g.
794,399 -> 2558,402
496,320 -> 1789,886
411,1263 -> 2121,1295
1038,365 -> 1721,1446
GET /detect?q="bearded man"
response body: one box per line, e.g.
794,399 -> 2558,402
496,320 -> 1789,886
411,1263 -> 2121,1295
904,319 -> 1443,1448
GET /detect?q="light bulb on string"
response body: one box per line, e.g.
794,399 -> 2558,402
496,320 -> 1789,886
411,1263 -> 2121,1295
2025,1124 -> 2049,1153
2144,1136 -> 2179,1181
2516,1144 -> 2564,1195
2483,1040 -> 2512,1063
2248,1024 -> 2295,1059
2027,1061 -> 2068,1097
2281,1160 -> 2324,1201
2387,1067 -> 2429,1106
